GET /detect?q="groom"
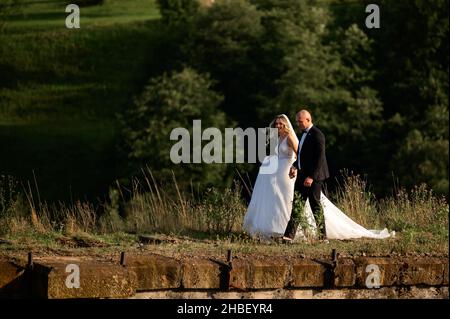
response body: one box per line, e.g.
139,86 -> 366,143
283,109 -> 329,241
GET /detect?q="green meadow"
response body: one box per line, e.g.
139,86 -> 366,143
0,0 -> 162,201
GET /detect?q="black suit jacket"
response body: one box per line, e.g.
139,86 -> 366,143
292,125 -> 329,181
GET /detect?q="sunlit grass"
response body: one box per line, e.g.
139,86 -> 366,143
0,173 -> 447,259
2,0 -> 160,32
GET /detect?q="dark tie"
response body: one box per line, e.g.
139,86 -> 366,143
302,130 -> 308,134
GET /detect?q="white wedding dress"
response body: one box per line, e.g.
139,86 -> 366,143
243,133 -> 394,242
243,136 -> 296,240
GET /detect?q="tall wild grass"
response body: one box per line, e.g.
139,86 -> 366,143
332,171 -> 448,238
0,171 -> 448,240
0,170 -> 247,237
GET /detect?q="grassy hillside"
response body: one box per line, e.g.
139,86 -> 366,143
0,0 -> 161,201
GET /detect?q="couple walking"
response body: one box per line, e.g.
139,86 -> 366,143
243,110 -> 394,242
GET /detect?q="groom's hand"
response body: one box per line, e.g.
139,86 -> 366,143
304,177 -> 313,187
289,166 -> 297,179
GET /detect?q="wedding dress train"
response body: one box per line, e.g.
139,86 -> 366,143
295,193 -> 395,241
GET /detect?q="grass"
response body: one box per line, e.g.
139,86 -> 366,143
0,172 -> 448,259
331,172 -> 449,239
1,0 -> 161,120
0,229 -> 447,261
0,0 -> 162,202
2,0 -> 160,32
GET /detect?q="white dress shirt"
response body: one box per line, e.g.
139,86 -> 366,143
297,124 -> 313,170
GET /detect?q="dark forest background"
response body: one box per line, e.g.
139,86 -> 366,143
0,0 -> 448,204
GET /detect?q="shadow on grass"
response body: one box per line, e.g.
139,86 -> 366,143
0,19 -> 165,202
14,0 -> 61,5
0,121 -> 119,203
156,229 -> 252,243
5,11 -> 67,22
0,63 -> 18,89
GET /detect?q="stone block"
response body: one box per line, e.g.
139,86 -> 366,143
230,257 -> 290,289
32,257 -> 136,299
334,258 -> 356,287
182,258 -> 222,289
289,258 -> 326,288
126,253 -> 182,290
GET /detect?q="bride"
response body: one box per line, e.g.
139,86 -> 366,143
243,114 -> 394,241
243,114 -> 298,240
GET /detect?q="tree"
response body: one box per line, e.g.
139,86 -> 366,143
394,129 -> 449,195
156,0 -> 200,27
328,0 -> 449,196
187,0 -> 265,126
119,68 -> 231,190
252,0 -> 383,183
369,0 -> 449,195
154,0 -> 201,73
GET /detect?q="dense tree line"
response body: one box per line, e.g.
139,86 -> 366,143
120,0 -> 448,197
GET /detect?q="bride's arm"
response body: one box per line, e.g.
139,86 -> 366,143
287,133 -> 299,177
287,133 -> 298,155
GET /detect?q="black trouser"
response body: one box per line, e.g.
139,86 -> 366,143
284,176 -> 325,239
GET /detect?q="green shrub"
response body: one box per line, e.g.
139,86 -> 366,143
119,68 -> 231,191
195,181 -> 246,234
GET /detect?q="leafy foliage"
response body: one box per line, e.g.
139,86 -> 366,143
120,68 -> 231,189
140,0 -> 448,196
156,0 -> 200,26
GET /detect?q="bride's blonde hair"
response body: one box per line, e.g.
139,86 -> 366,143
271,114 -> 292,135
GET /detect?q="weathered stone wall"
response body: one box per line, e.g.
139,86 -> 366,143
0,253 -> 448,299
